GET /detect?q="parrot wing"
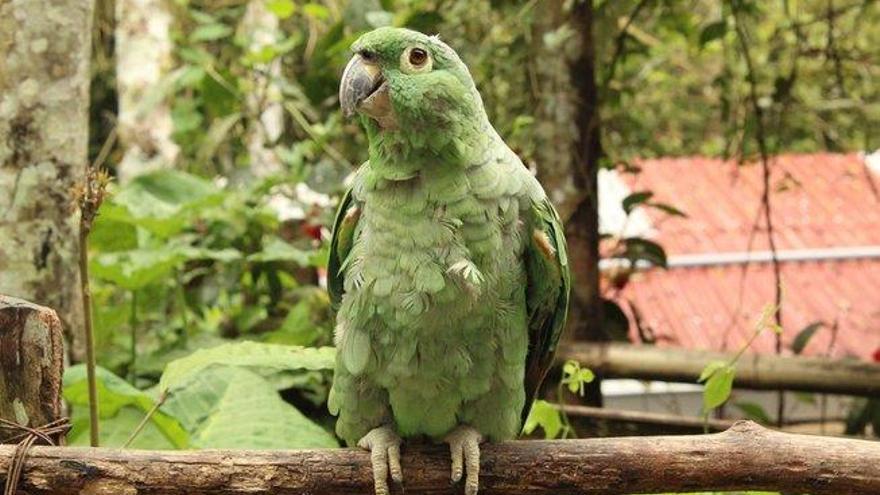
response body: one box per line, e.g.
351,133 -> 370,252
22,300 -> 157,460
521,196 -> 571,425
327,187 -> 361,312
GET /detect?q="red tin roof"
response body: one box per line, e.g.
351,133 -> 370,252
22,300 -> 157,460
612,153 -> 880,361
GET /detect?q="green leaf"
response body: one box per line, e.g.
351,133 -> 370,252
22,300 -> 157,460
178,46 -> 214,66
249,238 -> 314,266
622,191 -> 653,214
176,66 -> 206,89
162,366 -> 337,449
522,400 -> 563,439
647,202 -> 688,218
791,321 -> 824,354
561,360 -> 594,396
180,246 -> 242,262
63,365 -> 188,448
172,99 -> 204,133
68,406 -> 176,449
90,247 -> 184,290
155,344 -> 337,449
90,245 -> 239,290
234,305 -> 268,333
197,113 -> 242,164
159,342 -> 335,392
623,237 -> 668,268
190,10 -> 217,24
89,215 -> 137,252
190,23 -> 233,42
577,368 -> 595,384
302,3 -> 330,20
266,0 -> 296,19
699,20 -> 727,47
263,298 -> 324,346
734,401 -> 772,424
698,360 -> 728,383
703,364 -> 736,410
107,170 -> 224,237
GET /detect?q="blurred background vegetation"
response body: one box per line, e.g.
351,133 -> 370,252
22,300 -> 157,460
72,0 -> 878,450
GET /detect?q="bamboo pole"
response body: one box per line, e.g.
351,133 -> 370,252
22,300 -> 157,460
560,404 -> 736,432
559,342 -> 880,397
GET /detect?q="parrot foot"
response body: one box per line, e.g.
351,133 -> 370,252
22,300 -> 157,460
358,425 -> 403,495
443,425 -> 484,495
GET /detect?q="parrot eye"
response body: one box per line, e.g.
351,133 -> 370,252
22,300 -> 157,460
409,48 -> 428,66
401,46 -> 433,73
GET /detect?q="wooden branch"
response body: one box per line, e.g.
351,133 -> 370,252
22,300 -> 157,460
559,342 -> 880,397
561,404 -> 736,432
2,422 -> 879,494
0,296 -> 64,444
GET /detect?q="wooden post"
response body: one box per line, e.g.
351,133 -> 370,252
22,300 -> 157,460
0,296 -> 65,444
1,422 -> 878,494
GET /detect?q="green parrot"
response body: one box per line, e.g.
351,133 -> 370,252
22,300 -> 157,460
328,27 -> 569,495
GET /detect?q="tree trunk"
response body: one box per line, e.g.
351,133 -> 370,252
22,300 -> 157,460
533,0 -> 604,404
2,422 -> 879,494
240,0 -> 285,178
0,296 -> 64,444
0,0 -> 95,360
115,0 -> 178,182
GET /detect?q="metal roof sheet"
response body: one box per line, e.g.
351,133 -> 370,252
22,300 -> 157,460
611,153 -> 880,361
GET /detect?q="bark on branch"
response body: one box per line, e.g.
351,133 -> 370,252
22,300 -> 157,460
2,421 -> 879,494
559,342 -> 880,397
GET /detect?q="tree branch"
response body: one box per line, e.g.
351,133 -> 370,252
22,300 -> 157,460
602,0 -> 653,89
559,342 -> 880,397
1,422 -> 879,494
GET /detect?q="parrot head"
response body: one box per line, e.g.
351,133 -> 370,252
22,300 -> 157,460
339,28 -> 490,171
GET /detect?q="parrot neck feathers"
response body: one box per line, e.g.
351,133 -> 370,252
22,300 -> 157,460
363,111 -> 496,182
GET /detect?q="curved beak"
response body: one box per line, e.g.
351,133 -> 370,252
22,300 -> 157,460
339,54 -> 384,118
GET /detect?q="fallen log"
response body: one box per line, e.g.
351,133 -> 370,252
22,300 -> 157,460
2,421 -> 879,494
559,342 -> 880,397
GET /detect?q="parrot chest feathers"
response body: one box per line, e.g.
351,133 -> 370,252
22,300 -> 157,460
340,161 -> 528,328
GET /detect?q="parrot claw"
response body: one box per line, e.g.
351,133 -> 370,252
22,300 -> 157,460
358,425 -> 404,495
443,425 -> 484,495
